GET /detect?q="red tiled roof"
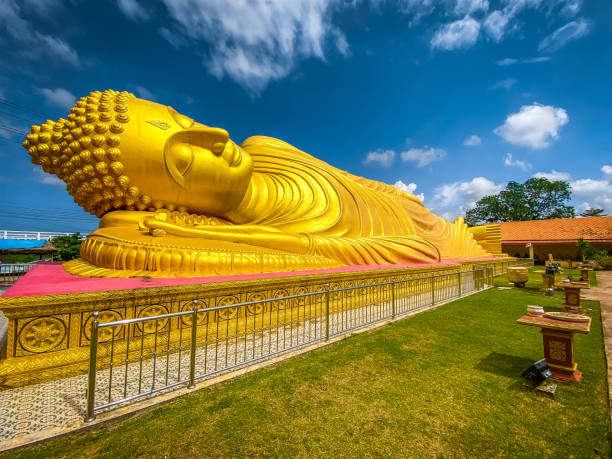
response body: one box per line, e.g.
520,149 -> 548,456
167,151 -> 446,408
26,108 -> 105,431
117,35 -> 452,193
499,216 -> 612,244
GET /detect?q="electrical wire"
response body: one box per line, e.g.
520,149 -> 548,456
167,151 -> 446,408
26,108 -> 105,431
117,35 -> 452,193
0,134 -> 21,144
0,124 -> 27,136
0,97 -> 47,118
0,108 -> 38,124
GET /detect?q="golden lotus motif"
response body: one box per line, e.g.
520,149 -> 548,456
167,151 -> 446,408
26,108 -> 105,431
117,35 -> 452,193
23,90 -> 496,277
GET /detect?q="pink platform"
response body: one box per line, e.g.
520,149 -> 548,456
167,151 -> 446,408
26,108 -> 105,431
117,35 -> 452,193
2,258 -> 501,298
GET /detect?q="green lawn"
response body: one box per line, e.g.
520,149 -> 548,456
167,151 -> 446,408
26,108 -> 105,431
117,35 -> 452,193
6,270 -> 609,458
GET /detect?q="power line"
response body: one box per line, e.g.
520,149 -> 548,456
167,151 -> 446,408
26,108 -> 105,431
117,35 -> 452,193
0,97 -> 47,118
0,124 -> 27,136
0,108 -> 38,124
0,134 -> 21,144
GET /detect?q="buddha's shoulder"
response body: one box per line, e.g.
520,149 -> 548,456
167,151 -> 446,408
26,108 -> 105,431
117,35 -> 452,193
241,135 -> 295,151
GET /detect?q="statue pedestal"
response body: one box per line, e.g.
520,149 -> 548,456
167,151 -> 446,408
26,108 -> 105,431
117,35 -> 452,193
517,315 -> 591,382
0,257 -> 510,389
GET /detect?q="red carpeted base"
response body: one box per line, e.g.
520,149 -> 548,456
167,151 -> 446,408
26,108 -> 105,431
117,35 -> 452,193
2,258 -> 501,298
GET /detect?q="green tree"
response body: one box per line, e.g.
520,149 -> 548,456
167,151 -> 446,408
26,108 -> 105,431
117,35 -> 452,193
52,233 -> 83,261
580,208 -> 606,217
465,178 -> 575,226
576,238 -> 597,261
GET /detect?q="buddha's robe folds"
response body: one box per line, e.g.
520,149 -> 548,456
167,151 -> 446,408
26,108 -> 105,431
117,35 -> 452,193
229,136 -> 487,264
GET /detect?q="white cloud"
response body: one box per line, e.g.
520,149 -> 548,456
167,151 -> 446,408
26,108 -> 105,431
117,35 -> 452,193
400,146 -> 446,167
116,0 -> 581,92
571,177 -> 612,214
496,56 -> 551,66
533,169 -> 571,181
36,34 -> 80,67
522,56 -> 551,63
334,31 -> 350,57
503,153 -> 532,171
571,179 -> 610,197
38,88 -> 76,109
483,10 -> 510,42
602,165 -> 612,178
430,176 -> 504,221
0,0 -> 80,67
363,149 -> 395,168
158,27 -> 187,49
454,0 -> 489,16
431,15 -> 481,51
32,166 -> 63,186
538,18 -> 591,52
463,135 -> 481,146
483,1 -> 578,44
158,0 -> 350,95
129,84 -> 156,100
493,103 -> 569,149
393,180 -> 424,201
117,0 -> 149,21
490,78 -> 517,91
559,0 -> 582,17
496,57 -> 518,66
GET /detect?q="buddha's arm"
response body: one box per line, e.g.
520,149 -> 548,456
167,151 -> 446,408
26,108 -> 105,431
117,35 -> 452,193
141,215 -> 313,255
140,213 -> 440,264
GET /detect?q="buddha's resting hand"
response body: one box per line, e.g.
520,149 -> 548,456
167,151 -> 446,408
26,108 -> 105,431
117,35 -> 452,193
139,211 -> 312,255
139,210 -> 440,265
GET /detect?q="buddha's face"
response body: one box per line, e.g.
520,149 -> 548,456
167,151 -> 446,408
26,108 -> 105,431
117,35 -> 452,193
119,97 -> 253,216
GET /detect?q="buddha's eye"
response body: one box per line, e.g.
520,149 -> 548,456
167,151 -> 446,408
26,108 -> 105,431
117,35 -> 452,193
168,106 -> 195,129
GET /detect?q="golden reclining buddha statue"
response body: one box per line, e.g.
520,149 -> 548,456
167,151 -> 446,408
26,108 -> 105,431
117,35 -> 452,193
22,90 -> 494,277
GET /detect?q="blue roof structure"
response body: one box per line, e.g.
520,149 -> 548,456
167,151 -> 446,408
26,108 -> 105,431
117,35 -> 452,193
0,239 -> 48,250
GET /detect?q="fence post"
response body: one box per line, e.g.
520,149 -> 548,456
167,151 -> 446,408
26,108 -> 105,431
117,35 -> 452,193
188,299 -> 198,389
85,311 -> 99,422
430,273 -> 435,305
391,277 -> 396,319
457,270 -> 462,297
325,285 -> 330,341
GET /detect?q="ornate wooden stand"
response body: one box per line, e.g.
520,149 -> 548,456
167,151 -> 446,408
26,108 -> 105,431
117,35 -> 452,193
517,315 -> 591,382
534,270 -> 556,291
555,282 -> 589,312
580,268 -> 591,283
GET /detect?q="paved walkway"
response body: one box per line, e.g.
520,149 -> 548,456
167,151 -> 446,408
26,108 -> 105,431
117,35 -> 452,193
582,271 -> 612,424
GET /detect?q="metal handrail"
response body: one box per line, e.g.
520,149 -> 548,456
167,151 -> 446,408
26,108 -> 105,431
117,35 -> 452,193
84,263 -> 510,421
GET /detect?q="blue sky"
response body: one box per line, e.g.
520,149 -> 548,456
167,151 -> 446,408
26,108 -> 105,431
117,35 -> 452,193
0,0 -> 610,233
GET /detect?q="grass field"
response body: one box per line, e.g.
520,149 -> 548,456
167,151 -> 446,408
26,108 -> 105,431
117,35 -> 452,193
5,269 -> 609,458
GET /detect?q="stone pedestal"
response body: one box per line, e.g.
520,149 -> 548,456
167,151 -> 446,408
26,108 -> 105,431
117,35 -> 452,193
517,314 -> 591,382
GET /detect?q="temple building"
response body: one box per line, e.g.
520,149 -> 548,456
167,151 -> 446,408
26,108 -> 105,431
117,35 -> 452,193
495,216 -> 612,262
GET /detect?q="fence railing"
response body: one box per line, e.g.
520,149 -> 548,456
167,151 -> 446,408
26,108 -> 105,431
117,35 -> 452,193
0,263 -> 36,285
85,267 -> 496,421
0,230 -> 74,240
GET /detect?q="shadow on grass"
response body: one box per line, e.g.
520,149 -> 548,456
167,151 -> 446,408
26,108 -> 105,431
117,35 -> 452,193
475,352 -> 533,380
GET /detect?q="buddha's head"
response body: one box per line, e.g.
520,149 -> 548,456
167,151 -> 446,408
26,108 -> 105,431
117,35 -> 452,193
22,90 -> 254,217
